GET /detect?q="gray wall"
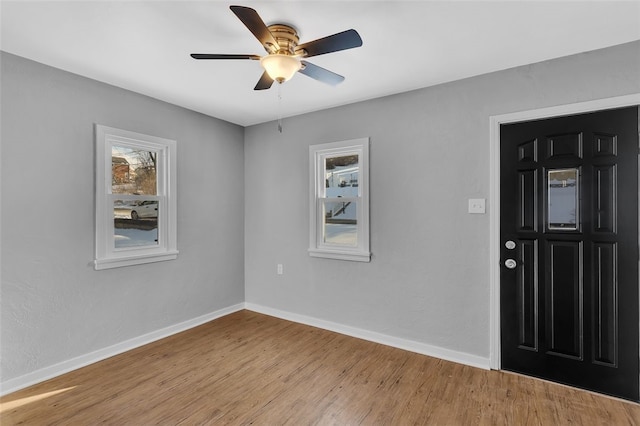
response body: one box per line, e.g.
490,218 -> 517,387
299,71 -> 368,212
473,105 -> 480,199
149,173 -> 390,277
1,53 -> 245,382
244,41 -> 640,360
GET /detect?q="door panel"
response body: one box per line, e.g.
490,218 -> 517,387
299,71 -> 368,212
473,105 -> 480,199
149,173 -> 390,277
518,169 -> 537,231
546,240 -> 583,359
592,241 -> 617,366
500,106 -> 639,402
546,132 -> 582,159
516,239 -> 537,350
594,164 -> 616,233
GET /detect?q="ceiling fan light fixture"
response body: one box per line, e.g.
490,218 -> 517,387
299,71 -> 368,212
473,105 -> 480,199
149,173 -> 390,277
260,54 -> 301,83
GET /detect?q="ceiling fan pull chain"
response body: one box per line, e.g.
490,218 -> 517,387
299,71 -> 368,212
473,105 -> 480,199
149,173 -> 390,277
277,83 -> 283,133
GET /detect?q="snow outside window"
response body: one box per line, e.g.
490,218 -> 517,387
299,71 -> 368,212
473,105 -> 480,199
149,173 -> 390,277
94,125 -> 178,270
309,138 -> 370,262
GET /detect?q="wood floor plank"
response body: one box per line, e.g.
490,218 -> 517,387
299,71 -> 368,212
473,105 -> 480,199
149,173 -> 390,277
2,310 -> 639,425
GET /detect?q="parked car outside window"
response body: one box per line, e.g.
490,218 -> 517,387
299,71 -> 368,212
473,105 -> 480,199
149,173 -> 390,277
114,200 -> 158,220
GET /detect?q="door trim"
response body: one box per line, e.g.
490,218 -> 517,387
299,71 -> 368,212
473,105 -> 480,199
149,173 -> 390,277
489,93 -> 640,371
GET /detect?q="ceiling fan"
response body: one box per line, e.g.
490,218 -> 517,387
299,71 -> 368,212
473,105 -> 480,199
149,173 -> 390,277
190,5 -> 363,90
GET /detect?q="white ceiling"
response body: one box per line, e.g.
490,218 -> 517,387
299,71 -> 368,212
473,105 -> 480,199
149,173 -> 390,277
2,1 -> 639,126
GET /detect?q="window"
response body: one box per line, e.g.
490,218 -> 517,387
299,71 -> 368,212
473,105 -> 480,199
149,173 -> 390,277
309,138 -> 370,262
94,125 -> 178,270
547,168 -> 580,231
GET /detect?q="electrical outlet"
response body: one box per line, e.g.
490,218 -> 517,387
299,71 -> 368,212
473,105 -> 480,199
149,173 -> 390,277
277,264 -> 283,275
468,198 -> 486,214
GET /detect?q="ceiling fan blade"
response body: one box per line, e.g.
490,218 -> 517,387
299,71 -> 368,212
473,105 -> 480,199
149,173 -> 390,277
230,5 -> 279,52
299,61 -> 345,86
190,54 -> 260,60
296,29 -> 362,58
254,71 -> 274,90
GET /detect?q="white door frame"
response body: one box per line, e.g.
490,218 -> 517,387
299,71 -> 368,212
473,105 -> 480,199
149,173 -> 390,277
489,93 -> 640,370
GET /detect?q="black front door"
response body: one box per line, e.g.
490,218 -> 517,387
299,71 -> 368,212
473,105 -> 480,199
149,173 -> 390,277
500,106 -> 639,401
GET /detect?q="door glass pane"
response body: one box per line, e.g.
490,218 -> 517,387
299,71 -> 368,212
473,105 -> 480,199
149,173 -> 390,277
325,154 -> 359,197
323,200 -> 357,246
548,168 -> 579,231
112,145 -> 157,195
114,199 -> 158,248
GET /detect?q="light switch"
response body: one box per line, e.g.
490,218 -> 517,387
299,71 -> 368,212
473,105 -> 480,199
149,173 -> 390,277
468,198 -> 486,214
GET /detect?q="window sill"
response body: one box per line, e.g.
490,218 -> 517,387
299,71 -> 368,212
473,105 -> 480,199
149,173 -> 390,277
308,248 -> 371,262
94,250 -> 179,270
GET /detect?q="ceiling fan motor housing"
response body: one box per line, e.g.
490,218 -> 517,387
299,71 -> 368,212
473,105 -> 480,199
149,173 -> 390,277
266,24 -> 300,55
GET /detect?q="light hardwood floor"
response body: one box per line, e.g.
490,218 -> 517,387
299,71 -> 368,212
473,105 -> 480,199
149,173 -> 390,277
2,310 -> 639,425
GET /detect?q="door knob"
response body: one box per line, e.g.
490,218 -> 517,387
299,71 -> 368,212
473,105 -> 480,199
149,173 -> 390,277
504,259 -> 517,269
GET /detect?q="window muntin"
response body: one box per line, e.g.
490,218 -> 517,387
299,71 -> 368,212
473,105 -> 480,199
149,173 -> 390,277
95,125 -> 177,269
309,138 -> 370,262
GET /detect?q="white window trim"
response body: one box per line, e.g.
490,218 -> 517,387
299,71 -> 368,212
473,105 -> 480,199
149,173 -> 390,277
94,125 -> 178,270
309,138 -> 371,262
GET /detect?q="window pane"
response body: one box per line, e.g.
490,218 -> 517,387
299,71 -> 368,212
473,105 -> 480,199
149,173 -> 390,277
325,154 -> 359,197
112,145 -> 157,195
548,168 -> 579,231
114,199 -> 158,248
323,200 -> 357,246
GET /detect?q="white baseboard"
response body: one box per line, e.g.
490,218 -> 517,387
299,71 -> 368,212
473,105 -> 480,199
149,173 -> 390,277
2,302 -> 491,396
245,303 -> 491,370
0,303 -> 245,396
